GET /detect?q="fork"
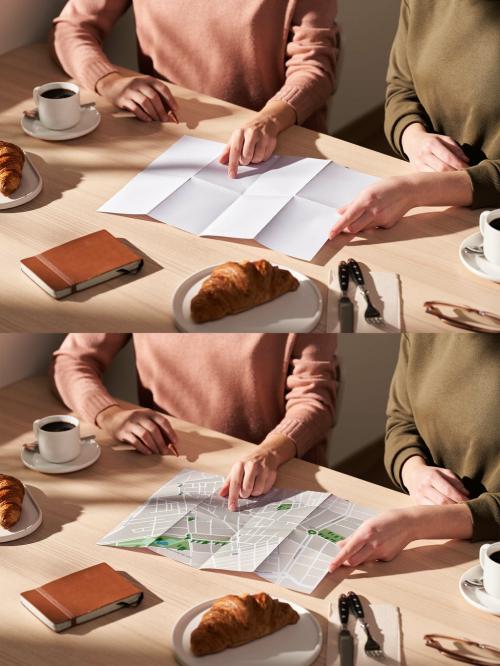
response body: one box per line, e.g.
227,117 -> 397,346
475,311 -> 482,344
347,258 -> 384,326
347,591 -> 383,659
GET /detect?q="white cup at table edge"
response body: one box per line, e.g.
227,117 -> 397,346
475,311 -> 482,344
32,81 -> 81,131
480,542 -> 500,599
479,209 -> 500,266
33,414 -> 81,464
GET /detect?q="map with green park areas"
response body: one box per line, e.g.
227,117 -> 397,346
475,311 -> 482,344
99,469 -> 376,594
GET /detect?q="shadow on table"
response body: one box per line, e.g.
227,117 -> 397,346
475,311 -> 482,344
5,152 -> 83,212
310,209 -> 478,267
60,238 -> 163,304
2,485 -> 83,546
67,571 -> 163,636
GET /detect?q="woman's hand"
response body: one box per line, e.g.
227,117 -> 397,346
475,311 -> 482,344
219,450 -> 279,511
328,509 -> 416,572
401,455 -> 469,505
219,432 -> 296,511
96,72 -> 179,123
219,100 -> 296,178
402,123 -> 469,172
96,405 -> 179,456
328,176 -> 418,239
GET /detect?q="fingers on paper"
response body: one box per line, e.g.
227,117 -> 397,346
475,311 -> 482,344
228,129 -> 244,178
227,461 -> 245,511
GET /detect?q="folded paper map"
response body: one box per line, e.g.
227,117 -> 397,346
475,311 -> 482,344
99,469 -> 375,593
99,136 -> 377,261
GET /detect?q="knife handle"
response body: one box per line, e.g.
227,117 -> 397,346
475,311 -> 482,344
338,261 -> 350,293
347,591 -> 365,619
338,594 -> 350,625
347,258 -> 365,286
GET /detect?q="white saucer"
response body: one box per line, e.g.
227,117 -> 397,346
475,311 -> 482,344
172,596 -> 322,666
459,564 -> 500,615
20,437 -> 101,474
0,486 -> 42,543
0,152 -> 42,210
459,232 -> 500,283
172,264 -> 323,333
21,106 -> 101,141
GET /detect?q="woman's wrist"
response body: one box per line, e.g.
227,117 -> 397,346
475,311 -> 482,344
401,454 -> 427,489
255,100 -> 297,135
401,122 -> 428,157
403,170 -> 473,208
95,71 -> 122,96
252,432 -> 296,468
406,504 -> 474,541
95,404 -> 121,429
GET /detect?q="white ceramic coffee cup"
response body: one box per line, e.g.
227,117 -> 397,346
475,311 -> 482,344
479,209 -> 500,266
480,542 -> 500,599
32,82 -> 81,131
33,415 -> 81,463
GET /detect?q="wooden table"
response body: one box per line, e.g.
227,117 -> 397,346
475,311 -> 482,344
0,376 -> 497,665
1,44 -> 498,332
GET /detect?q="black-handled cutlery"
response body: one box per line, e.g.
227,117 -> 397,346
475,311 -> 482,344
347,591 -> 383,659
347,258 -> 384,327
338,593 -> 354,666
338,261 -> 354,333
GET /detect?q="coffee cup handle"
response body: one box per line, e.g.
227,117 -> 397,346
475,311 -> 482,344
33,418 -> 42,439
479,543 -> 489,569
479,211 -> 492,237
33,86 -> 41,108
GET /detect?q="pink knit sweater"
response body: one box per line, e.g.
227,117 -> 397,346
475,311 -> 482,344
52,333 -> 337,459
52,0 -> 338,131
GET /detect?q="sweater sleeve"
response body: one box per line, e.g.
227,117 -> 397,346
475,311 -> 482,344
51,333 -> 132,424
270,334 -> 337,458
384,0 -> 432,157
52,0 -> 131,91
466,493 -> 500,541
270,0 -> 339,125
384,334 -> 431,489
466,159 -> 500,208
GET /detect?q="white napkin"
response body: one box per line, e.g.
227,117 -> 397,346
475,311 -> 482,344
326,600 -> 401,665
327,270 -> 401,333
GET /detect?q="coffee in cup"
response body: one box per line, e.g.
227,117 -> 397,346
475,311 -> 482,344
479,209 -> 500,266
32,82 -> 81,131
480,542 -> 500,599
33,414 -> 81,463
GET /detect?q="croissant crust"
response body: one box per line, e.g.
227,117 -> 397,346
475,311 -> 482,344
190,592 -> 299,656
0,474 -> 25,529
191,260 -> 299,323
0,140 -> 24,196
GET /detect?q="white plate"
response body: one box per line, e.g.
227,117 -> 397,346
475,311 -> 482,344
20,437 -> 101,474
0,486 -> 42,543
0,153 -> 42,210
459,232 -> 500,283
172,264 -> 323,332
21,106 -> 101,141
459,564 -> 500,615
172,596 -> 322,666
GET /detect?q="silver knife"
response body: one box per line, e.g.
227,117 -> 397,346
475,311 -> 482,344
338,261 -> 354,333
338,594 -> 354,666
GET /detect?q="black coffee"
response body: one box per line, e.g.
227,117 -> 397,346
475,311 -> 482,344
490,220 -> 500,231
40,421 -> 75,432
490,551 -> 500,564
40,88 -> 75,100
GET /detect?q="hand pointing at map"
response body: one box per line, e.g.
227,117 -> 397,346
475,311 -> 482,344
219,433 -> 297,511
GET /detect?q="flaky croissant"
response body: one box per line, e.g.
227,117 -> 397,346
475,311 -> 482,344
0,474 -> 25,528
0,140 -> 25,196
190,592 -> 299,656
191,260 -> 299,323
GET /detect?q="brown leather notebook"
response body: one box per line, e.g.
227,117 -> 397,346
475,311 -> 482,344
20,229 -> 143,299
20,563 -> 143,632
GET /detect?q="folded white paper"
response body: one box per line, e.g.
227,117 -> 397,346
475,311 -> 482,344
327,270 -> 401,332
327,601 -> 401,665
99,136 -> 378,261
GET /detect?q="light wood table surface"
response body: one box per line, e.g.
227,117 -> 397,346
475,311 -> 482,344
1,44 -> 498,332
0,375 -> 497,665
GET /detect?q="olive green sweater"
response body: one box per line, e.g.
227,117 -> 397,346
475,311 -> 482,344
385,334 -> 500,541
385,0 -> 500,208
